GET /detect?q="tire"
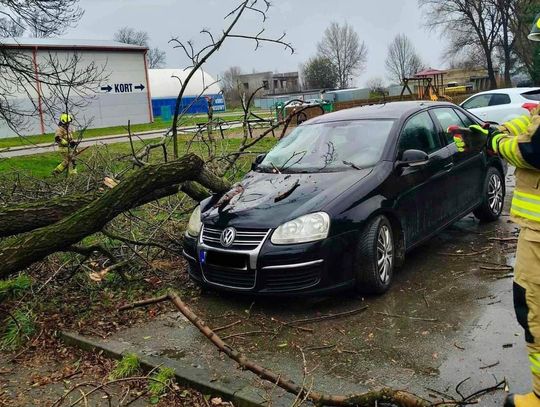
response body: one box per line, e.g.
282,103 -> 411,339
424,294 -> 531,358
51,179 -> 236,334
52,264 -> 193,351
473,167 -> 505,222
354,215 -> 394,295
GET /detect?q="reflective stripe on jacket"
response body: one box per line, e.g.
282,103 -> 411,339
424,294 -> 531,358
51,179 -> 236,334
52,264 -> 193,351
492,114 -> 540,230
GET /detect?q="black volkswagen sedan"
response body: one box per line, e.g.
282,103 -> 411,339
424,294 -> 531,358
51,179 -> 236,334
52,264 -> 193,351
183,101 -> 506,295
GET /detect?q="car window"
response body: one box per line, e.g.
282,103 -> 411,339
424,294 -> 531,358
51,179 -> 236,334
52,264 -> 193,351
489,93 -> 511,106
399,111 -> 441,155
259,119 -> 395,173
432,108 -> 462,142
462,94 -> 491,109
521,89 -> 540,101
454,109 -> 475,127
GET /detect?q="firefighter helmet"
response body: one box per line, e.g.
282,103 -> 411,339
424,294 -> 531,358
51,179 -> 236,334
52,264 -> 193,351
60,113 -> 73,124
528,13 -> 540,41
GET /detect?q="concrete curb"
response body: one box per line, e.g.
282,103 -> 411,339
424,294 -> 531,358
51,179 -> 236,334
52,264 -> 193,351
60,331 -> 291,407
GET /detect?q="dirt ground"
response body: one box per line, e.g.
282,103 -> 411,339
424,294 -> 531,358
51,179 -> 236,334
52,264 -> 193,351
0,170 -> 525,406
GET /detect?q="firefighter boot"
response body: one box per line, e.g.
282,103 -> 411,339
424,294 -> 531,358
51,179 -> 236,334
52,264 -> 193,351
505,393 -> 540,407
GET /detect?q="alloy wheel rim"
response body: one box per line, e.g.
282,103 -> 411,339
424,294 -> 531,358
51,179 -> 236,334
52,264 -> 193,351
377,225 -> 393,284
487,174 -> 503,214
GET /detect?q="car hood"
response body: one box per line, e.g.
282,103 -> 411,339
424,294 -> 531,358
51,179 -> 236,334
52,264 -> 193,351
201,169 -> 372,229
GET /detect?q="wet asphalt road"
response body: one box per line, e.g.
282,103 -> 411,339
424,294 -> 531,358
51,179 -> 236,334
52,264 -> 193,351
100,171 -> 525,405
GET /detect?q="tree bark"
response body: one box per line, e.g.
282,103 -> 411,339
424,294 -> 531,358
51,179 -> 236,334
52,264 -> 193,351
0,154 -> 230,278
0,194 -> 96,238
0,182 -> 214,239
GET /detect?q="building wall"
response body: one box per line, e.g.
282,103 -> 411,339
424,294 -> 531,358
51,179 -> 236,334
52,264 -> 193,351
237,71 -> 300,96
0,48 -> 152,138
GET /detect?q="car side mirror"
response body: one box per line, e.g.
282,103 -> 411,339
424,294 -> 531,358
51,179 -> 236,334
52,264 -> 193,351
251,154 -> 266,171
396,149 -> 430,168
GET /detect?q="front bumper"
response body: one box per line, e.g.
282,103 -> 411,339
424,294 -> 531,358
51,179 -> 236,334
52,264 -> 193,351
182,228 -> 356,295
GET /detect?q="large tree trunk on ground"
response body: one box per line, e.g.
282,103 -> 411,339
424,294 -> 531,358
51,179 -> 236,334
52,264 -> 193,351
0,195 -> 96,238
0,182 -> 212,238
0,154 -> 230,278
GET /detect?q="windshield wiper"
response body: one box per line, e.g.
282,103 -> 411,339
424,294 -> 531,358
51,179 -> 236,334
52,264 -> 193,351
342,161 -> 367,170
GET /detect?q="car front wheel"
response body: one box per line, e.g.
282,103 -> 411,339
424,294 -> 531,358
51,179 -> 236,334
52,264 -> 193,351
354,215 -> 394,295
473,167 -> 505,222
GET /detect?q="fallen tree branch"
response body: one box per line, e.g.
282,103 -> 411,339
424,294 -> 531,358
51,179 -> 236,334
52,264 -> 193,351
119,291 -> 435,406
0,181 -> 211,239
0,154 -> 231,278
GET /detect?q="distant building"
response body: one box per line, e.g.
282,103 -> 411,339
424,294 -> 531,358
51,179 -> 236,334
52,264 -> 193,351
237,71 -> 300,96
149,69 -> 224,120
0,38 -> 152,138
444,67 -> 499,91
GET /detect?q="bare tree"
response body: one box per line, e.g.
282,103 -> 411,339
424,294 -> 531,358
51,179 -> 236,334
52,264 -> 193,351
147,47 -> 166,68
301,56 -> 338,89
419,0 -> 501,89
317,22 -> 368,89
168,0 -> 293,159
114,27 -> 167,69
113,27 -> 149,47
1,0 -> 83,38
366,77 -> 387,97
221,66 -> 243,105
0,17 -> 25,37
508,0 -> 540,84
0,0 -> 85,134
385,34 -> 424,84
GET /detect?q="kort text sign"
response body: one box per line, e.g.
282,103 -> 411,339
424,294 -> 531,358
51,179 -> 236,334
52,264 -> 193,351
101,83 -> 145,93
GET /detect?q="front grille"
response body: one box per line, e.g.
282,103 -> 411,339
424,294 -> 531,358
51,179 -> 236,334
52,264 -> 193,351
202,226 -> 269,251
203,265 -> 256,289
263,266 -> 321,292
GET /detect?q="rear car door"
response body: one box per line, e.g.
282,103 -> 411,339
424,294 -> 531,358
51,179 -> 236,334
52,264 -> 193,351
394,111 -> 454,246
462,93 -> 512,124
431,107 -> 485,219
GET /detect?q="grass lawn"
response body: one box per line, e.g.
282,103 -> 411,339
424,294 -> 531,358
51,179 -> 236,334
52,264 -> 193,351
0,137 -> 278,179
0,110 -> 273,150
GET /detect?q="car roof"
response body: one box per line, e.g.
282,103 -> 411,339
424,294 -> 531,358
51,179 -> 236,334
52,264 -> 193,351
305,101 -> 457,124
471,87 -> 540,96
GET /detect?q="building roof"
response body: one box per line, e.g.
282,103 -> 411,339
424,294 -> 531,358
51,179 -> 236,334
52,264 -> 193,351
0,38 -> 147,52
149,69 -> 221,98
414,68 -> 447,77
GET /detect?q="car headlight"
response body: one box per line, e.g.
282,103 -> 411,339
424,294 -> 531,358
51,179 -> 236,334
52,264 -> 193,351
271,212 -> 330,245
186,206 -> 202,237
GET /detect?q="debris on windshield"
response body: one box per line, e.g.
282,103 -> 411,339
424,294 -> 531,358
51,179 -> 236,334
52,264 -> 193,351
275,179 -> 300,203
214,183 -> 245,209
343,161 -> 365,170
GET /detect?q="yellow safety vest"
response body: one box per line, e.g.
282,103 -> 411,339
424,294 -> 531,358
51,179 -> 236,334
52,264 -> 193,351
493,114 -> 540,231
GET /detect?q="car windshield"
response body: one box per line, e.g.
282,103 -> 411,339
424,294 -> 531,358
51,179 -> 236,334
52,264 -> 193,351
259,119 -> 395,173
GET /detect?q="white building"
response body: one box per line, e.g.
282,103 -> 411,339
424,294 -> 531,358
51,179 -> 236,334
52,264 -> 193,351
148,68 -> 224,119
0,38 -> 153,138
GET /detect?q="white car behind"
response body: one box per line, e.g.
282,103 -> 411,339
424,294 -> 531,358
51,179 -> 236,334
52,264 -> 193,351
460,87 -> 540,124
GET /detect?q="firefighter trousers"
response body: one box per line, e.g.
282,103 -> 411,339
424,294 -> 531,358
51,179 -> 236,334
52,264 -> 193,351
514,227 -> 540,396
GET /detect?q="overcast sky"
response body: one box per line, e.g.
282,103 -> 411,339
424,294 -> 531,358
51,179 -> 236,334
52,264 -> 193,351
69,0 -> 448,87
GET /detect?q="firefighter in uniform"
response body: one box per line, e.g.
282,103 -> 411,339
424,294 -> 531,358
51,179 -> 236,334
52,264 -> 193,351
53,113 -> 78,176
453,14 -> 540,407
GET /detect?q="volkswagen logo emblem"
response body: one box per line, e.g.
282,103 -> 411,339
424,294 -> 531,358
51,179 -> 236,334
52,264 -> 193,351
220,227 -> 236,247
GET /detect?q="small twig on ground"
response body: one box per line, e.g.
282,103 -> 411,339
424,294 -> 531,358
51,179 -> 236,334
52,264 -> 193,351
213,320 -> 242,333
282,306 -> 369,326
479,361 -> 500,370
488,237 -> 518,242
221,330 -> 275,341
479,265 -> 513,272
375,312 -> 438,322
438,248 -> 491,257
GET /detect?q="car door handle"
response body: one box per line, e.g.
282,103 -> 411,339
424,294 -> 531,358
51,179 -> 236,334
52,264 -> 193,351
443,162 -> 454,173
